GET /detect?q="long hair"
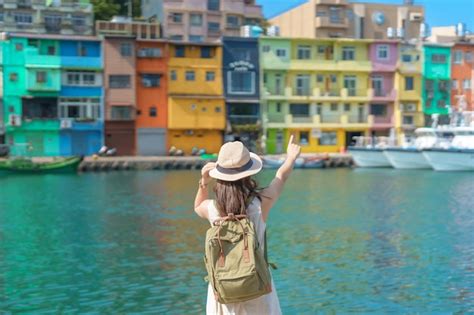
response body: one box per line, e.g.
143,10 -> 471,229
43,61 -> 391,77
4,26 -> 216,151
213,177 -> 261,216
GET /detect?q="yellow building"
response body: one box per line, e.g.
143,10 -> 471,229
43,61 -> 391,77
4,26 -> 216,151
167,43 -> 225,154
261,37 -> 373,153
394,43 -> 424,144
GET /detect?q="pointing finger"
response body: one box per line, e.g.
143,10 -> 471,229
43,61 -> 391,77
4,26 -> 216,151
288,135 -> 294,145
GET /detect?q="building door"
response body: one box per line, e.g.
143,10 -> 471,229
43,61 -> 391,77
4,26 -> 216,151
358,104 -> 365,123
276,131 -> 283,154
371,75 -> 384,96
344,75 -> 356,96
345,131 -> 362,147
275,74 -> 282,95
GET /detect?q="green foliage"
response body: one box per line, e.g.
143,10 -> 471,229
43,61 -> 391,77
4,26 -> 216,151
92,0 -> 142,21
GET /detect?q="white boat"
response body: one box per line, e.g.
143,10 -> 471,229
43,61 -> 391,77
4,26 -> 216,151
383,128 -> 440,169
423,126 -> 474,171
348,136 -> 392,168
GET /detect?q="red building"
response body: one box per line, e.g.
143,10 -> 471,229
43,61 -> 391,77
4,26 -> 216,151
451,42 -> 474,110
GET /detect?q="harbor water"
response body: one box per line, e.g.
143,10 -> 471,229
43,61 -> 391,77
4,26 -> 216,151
0,169 -> 473,313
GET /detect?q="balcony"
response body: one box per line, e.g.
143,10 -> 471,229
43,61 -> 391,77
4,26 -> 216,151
400,112 -> 424,129
228,115 -> 260,125
265,113 -> 373,128
370,88 -> 397,101
244,4 -> 263,18
25,48 -> 61,68
341,88 -> 370,99
316,16 -> 349,29
397,61 -> 422,74
18,0 -> 33,8
336,60 -> 371,72
266,114 -> 285,123
61,56 -> 101,69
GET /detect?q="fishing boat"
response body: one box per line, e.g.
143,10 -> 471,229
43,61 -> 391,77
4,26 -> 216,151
262,156 -> 325,169
348,136 -> 392,168
423,126 -> 474,171
383,128 -> 438,169
0,156 -> 83,174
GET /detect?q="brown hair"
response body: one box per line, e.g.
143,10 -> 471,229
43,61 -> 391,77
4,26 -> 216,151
213,177 -> 261,216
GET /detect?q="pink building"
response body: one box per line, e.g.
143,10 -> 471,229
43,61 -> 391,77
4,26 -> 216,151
141,0 -> 263,42
369,41 -> 399,135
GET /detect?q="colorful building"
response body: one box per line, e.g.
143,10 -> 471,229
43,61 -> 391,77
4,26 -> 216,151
222,37 -> 260,151
135,39 -> 168,155
102,35 -> 137,155
422,44 -> 452,123
369,40 -> 398,137
451,42 -> 474,110
167,42 -> 225,154
394,43 -> 424,142
2,34 -> 104,156
261,37 -> 373,154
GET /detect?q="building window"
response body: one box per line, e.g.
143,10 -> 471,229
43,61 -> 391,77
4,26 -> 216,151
437,99 -> 446,108
453,50 -> 463,64
120,43 -> 132,57
464,79 -> 471,89
171,13 -> 183,23
431,54 -> 446,64
111,106 -> 133,120
149,107 -> 157,117
295,75 -> 310,96
64,71 -> 100,86
9,73 -> 18,82
228,72 -> 255,94
15,43 -> 23,51
402,115 -> 414,125
370,104 -> 387,116
317,45 -> 326,54
452,80 -> 458,89
77,42 -> 87,56
465,52 -> 473,63
47,46 -> 56,55
276,49 -> 287,58
169,35 -> 183,41
235,48 -> 251,61
405,76 -> 414,91
402,54 -> 412,62
109,75 -> 131,88
208,0 -> 220,11
175,45 -> 185,57
297,45 -> 311,60
189,35 -> 203,42
215,106 -> 221,113
141,74 -> 160,87
276,103 -> 281,112
316,74 -> 324,83
14,12 -> 33,24
59,98 -> 100,120
319,132 -> 337,145
290,103 -> 309,117
201,46 -> 212,58
344,103 -> 350,111
439,80 -> 449,91
376,45 -> 389,60
170,70 -> 177,81
44,14 -> 62,32
137,47 -> 162,57
0,12 -> 4,23
72,15 -> 86,27
342,46 -> 355,60
330,103 -> 338,111
206,71 -> 215,81
227,15 -> 239,28
190,13 -> 203,26
36,71 -> 47,83
208,22 -> 220,33
299,131 -> 309,145
185,71 -> 195,81
330,74 -> 337,83
343,75 -> 357,96
262,45 -> 270,53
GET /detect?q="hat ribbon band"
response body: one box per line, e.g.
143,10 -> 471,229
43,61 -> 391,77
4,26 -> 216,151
216,159 -> 253,175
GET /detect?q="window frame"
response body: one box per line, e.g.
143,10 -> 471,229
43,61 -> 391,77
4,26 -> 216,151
227,71 -> 256,95
109,75 -> 131,89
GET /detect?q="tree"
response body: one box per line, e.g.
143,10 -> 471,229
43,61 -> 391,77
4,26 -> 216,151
92,0 -> 142,21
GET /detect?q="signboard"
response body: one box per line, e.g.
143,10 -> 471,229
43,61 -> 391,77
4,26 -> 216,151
228,60 -> 255,72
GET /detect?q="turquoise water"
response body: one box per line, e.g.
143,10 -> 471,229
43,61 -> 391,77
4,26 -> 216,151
0,169 -> 473,313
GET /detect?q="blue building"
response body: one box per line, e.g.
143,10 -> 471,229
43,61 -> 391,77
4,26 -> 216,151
222,37 -> 260,151
59,37 -> 104,156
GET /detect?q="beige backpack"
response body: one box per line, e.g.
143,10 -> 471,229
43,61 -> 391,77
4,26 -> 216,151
204,205 -> 272,304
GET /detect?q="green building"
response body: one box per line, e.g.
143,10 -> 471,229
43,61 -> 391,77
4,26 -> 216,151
422,44 -> 452,123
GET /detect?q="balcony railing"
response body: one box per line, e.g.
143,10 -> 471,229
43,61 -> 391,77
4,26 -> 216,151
315,16 -> 349,28
266,114 -> 285,123
347,115 -> 368,123
295,88 -> 311,96
320,114 -> 340,123
292,115 -> 312,123
228,115 -> 259,125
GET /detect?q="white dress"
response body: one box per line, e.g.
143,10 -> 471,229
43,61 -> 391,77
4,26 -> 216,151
206,198 -> 282,315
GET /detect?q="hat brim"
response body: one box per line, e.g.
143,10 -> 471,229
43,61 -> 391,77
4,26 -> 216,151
209,152 -> 263,182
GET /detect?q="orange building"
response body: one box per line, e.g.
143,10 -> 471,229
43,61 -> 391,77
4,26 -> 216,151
136,40 -> 169,155
451,42 -> 474,110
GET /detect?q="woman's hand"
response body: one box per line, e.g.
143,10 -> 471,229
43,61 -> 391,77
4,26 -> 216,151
287,135 -> 301,162
201,162 -> 216,184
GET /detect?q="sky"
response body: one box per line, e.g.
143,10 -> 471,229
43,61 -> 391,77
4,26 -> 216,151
257,0 -> 474,32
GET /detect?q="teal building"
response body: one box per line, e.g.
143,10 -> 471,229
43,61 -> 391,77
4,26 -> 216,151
422,44 -> 452,122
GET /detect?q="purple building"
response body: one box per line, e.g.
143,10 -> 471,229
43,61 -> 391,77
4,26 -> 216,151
369,41 -> 399,136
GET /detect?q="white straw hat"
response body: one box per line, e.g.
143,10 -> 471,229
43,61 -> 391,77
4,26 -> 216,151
209,141 -> 263,181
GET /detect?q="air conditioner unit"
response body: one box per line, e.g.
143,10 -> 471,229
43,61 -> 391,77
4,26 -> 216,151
60,119 -> 72,129
396,28 -> 405,38
409,12 -> 423,22
402,103 -> 417,112
267,25 -> 280,37
9,114 -> 22,127
387,27 -> 395,38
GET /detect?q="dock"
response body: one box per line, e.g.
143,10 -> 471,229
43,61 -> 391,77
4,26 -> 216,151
78,154 -> 353,172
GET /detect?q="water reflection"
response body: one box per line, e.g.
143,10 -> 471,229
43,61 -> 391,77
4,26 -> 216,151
0,169 -> 473,313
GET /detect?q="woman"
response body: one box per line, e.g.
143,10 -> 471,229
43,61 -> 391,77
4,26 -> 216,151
194,135 -> 301,315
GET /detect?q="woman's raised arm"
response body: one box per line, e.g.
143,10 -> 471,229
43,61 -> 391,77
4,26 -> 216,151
260,135 -> 301,221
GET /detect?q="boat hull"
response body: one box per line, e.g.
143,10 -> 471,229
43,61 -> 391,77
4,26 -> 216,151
383,148 -> 432,169
423,149 -> 474,171
348,148 -> 391,168
0,157 -> 83,174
